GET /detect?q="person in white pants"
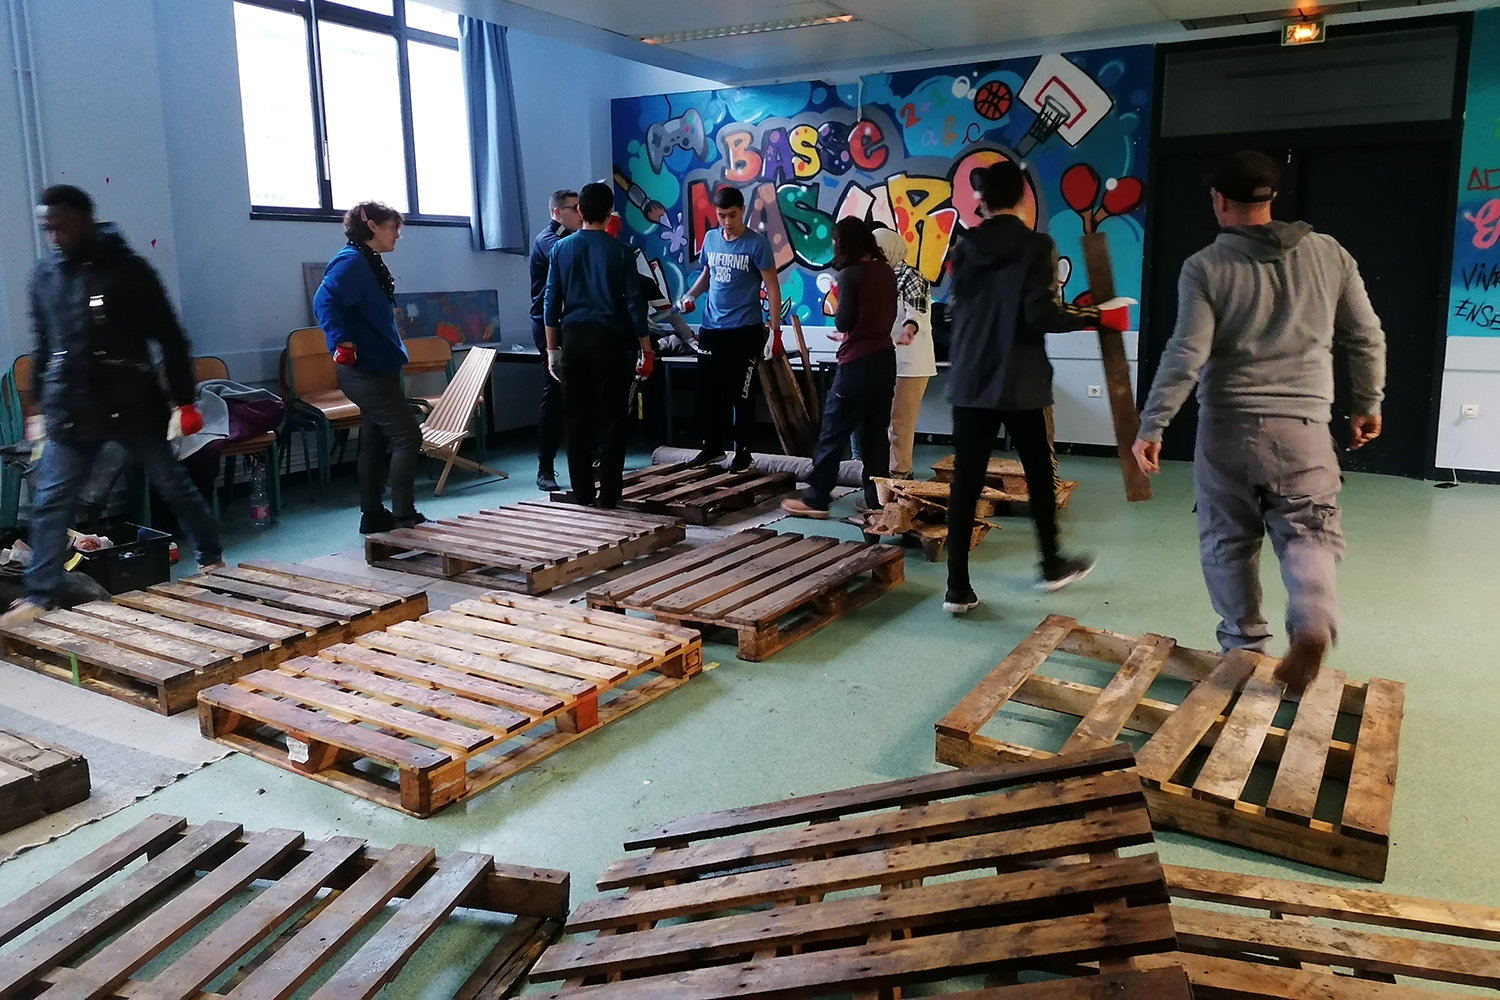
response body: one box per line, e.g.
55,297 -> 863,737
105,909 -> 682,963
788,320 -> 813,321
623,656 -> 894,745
872,227 -> 936,479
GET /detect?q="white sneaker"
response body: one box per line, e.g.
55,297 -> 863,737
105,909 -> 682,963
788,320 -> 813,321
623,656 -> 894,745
0,600 -> 46,627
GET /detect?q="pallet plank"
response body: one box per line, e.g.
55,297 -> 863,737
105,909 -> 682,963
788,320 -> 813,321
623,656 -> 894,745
238,671 -> 492,752
1058,634 -> 1174,754
1191,664 -> 1285,806
1135,649 -> 1257,786
240,560 -> 427,601
623,533 -> 800,607
936,616 -> 1077,738
287,658 -> 529,734
1342,678 -> 1404,840
720,542 -> 899,625
449,600 -> 678,659
419,611 -> 640,676
70,603 -> 268,657
320,643 -> 562,718
587,529 -> 778,603
373,626 -> 597,699
0,621 -> 193,686
150,582 -> 333,631
1264,667 -> 1346,821
209,567 -> 401,610
39,609 -> 232,669
113,592 -> 305,643
184,575 -> 368,621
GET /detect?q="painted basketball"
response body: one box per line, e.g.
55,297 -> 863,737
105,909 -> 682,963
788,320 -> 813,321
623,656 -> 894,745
973,80 -> 1012,121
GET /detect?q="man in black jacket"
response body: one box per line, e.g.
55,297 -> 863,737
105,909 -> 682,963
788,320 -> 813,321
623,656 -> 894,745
1,185 -> 221,625
528,189 -> 580,493
942,161 -> 1127,615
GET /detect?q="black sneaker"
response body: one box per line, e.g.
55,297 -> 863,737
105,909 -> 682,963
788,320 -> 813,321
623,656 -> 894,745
537,470 -> 560,492
729,449 -> 753,473
394,511 -> 428,530
943,586 -> 980,616
688,449 -> 726,467
359,509 -> 396,534
1037,554 -> 1096,593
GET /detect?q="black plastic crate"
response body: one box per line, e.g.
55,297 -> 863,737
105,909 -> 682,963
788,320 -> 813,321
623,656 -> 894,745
70,521 -> 172,595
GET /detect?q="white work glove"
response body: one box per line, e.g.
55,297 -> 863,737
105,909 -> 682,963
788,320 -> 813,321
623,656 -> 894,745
762,329 -> 781,360
24,414 -> 44,442
547,348 -> 564,383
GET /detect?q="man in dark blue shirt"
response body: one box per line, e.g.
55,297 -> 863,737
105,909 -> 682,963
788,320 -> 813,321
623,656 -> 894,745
543,182 -> 652,509
528,189 -> 579,492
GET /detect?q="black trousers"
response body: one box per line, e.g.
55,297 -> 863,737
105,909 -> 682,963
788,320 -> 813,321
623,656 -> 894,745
335,366 -> 422,517
696,323 -> 766,454
561,322 -> 634,508
532,321 -> 564,473
805,349 -> 897,509
947,405 -> 1059,586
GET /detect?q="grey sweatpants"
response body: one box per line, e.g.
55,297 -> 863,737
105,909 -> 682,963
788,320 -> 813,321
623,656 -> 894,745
1195,415 -> 1345,653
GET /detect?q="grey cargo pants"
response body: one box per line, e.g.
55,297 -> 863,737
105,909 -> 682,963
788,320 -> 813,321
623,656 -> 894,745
1195,415 -> 1345,653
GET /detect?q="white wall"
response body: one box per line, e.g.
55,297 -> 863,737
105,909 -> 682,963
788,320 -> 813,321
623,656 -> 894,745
1435,338 -> 1500,472
0,0 -> 715,381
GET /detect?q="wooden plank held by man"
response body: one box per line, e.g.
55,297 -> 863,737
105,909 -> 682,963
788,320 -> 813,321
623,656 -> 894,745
1080,233 -> 1152,502
756,325 -> 817,457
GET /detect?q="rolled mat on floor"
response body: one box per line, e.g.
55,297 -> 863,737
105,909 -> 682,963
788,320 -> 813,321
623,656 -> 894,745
650,447 -> 865,488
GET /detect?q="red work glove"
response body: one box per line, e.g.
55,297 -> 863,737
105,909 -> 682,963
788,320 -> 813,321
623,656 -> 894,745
333,343 -> 357,365
178,404 -> 204,437
1100,305 -> 1131,332
636,351 -> 654,378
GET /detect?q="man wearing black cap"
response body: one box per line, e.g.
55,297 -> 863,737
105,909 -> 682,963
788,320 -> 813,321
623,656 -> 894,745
1132,151 -> 1386,692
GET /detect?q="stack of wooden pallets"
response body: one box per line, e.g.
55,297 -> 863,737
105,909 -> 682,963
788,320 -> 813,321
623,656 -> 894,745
365,501 -> 684,592
0,562 -> 426,714
530,744 -> 1189,999
0,813 -> 568,1000
852,477 -> 1002,561
0,728 -> 88,834
930,454 -> 1079,510
198,593 -> 702,816
587,528 -> 904,660
555,464 -> 796,525
936,614 -> 1404,878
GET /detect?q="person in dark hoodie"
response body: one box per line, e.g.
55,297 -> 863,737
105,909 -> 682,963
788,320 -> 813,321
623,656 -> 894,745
528,189 -> 580,493
941,161 -> 1128,615
314,200 -> 425,535
543,182 -> 653,509
1,185 -> 222,626
781,217 -> 898,518
1133,151 -> 1386,692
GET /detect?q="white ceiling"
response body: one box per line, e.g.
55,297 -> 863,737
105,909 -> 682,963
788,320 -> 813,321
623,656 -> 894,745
484,0 -> 1317,74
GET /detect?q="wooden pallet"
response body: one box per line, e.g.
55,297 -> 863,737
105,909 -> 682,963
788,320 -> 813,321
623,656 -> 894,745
846,512 -> 991,562
365,502 -> 684,593
198,593 -> 702,816
1137,863 -> 1500,998
0,729 -> 89,834
586,528 -> 904,661
554,463 -> 796,525
936,614 -> 1404,879
530,744 -> 1184,999
929,456 -> 1079,510
0,812 -> 568,1000
0,562 -> 427,715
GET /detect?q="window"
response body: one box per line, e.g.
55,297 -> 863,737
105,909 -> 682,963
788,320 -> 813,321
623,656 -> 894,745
232,0 -> 470,221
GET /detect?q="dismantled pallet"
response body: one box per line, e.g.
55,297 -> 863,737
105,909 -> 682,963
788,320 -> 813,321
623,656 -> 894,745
1137,864 -> 1500,998
929,455 -> 1078,510
0,562 -> 426,715
199,593 -> 702,816
936,615 -> 1404,879
366,501 -> 684,593
859,478 -> 1001,561
0,812 -> 567,1000
586,528 -> 904,661
531,744 -> 1182,998
555,464 -> 796,525
0,729 -> 89,834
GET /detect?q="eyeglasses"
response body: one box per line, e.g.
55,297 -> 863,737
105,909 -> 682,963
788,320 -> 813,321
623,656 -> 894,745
559,204 -> 581,214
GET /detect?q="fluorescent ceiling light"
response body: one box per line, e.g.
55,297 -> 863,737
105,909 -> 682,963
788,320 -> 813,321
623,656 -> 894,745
641,14 -> 855,45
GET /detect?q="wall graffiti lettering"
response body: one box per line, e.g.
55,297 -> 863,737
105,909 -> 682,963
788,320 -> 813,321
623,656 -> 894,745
1448,9 -> 1500,337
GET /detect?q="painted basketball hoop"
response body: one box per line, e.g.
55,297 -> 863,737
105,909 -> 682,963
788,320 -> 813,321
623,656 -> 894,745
1015,53 -> 1114,156
1016,98 -> 1070,156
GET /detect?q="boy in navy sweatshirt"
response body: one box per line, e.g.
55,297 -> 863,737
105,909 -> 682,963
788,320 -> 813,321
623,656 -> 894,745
543,182 -> 652,508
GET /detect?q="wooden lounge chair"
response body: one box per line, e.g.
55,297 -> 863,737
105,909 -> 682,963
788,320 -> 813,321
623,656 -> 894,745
420,347 -> 506,494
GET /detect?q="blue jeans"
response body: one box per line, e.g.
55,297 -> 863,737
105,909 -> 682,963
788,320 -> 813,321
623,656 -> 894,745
26,436 -> 223,607
804,349 -> 896,510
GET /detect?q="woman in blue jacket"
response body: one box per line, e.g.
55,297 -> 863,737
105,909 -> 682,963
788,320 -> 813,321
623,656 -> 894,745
313,201 -> 424,534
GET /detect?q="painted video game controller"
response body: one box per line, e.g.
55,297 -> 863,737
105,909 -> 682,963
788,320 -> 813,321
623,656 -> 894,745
646,108 -> 709,171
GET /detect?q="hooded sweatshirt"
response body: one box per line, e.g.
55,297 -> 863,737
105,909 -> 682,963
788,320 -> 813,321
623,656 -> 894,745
945,215 -> 1099,411
1138,221 -> 1385,441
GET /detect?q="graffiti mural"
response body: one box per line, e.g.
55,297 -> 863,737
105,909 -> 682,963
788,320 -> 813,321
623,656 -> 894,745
1449,7 -> 1500,336
610,45 -> 1153,327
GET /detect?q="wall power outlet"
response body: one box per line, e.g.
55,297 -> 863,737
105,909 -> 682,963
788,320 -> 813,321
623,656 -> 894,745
1461,404 -> 1480,420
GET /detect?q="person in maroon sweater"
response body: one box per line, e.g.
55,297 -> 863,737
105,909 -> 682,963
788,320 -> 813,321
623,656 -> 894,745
783,218 -> 898,517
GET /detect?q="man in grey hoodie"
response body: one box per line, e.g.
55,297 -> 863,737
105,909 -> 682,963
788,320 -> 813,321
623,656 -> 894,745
1132,151 -> 1385,691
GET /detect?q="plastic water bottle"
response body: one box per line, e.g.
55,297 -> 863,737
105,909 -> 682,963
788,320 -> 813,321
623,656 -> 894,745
250,457 -> 272,529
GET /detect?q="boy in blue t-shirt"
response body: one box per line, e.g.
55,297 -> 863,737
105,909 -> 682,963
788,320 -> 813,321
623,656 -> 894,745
677,186 -> 782,471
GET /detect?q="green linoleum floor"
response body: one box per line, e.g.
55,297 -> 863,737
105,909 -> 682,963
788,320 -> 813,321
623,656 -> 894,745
5,440 -> 1500,997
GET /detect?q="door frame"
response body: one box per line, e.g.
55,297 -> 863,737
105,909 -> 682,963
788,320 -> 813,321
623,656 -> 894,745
1139,13 -> 1472,478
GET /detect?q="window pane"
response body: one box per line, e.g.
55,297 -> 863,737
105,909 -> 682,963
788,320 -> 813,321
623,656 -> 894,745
319,22 -> 407,211
405,2 -> 458,37
232,3 -> 320,208
409,41 -> 471,216
323,0 -> 392,14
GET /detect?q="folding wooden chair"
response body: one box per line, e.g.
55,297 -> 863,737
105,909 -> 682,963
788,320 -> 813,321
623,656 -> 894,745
420,347 -> 506,494
403,336 -> 490,461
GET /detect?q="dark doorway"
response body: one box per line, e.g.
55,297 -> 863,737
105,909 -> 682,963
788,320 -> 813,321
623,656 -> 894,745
1142,134 -> 1453,477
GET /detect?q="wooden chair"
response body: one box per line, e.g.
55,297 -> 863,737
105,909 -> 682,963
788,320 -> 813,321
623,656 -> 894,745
190,356 -> 281,521
285,327 -> 360,484
403,337 -> 489,460
419,347 -> 506,494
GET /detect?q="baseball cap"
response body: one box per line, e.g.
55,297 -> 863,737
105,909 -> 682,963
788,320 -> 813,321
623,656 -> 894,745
1208,150 -> 1280,204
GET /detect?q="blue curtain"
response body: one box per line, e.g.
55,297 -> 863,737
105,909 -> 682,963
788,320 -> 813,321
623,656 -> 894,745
460,18 -> 528,252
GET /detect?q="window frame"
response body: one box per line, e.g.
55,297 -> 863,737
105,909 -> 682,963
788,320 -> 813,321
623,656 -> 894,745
236,0 -> 468,225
